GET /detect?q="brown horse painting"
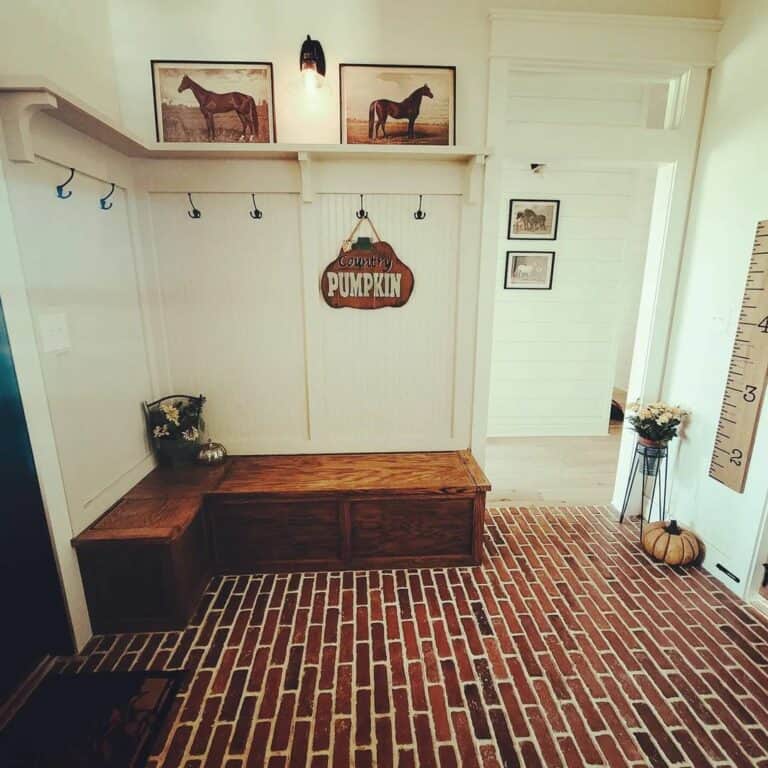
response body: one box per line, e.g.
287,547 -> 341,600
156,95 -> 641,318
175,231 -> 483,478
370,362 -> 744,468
368,84 -> 433,141
178,75 -> 259,142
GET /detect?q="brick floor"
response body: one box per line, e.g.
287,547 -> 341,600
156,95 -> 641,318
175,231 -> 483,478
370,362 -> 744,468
68,506 -> 768,767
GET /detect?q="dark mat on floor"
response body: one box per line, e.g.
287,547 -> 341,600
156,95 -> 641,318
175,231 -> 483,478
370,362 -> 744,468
0,669 -> 183,767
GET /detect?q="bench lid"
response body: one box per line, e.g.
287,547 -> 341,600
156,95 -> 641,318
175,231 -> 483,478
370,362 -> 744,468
73,496 -> 203,544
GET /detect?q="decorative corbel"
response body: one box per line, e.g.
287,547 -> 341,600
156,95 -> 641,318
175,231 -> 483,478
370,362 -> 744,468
298,151 -> 314,203
0,91 -> 58,162
464,153 -> 486,205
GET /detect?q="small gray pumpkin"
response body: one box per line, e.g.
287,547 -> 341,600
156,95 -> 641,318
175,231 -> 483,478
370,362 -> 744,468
196,438 -> 227,466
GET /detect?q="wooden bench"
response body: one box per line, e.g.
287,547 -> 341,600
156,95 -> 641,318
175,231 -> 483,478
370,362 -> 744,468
73,451 -> 489,633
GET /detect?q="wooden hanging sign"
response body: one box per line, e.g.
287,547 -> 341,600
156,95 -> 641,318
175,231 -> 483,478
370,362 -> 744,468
709,220 -> 768,492
321,218 -> 414,309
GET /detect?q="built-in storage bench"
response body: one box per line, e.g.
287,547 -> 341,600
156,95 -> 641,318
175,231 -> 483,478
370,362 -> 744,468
208,451 -> 489,571
73,451 -> 489,633
72,464 -> 227,633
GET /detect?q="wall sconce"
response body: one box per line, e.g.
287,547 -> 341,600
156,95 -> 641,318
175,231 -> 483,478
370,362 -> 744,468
300,35 -> 326,90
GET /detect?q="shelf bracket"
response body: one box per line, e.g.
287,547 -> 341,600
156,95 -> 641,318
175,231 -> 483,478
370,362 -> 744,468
0,91 -> 58,163
464,153 -> 486,205
297,151 -> 314,203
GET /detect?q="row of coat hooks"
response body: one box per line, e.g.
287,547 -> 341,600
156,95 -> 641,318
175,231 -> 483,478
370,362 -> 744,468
186,193 -> 263,219
356,194 -> 427,221
55,168 -> 427,222
56,167 -> 116,210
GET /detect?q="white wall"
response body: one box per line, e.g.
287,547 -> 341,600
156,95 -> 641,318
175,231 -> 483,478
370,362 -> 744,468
105,0 -> 720,146
6,150 -> 155,535
663,0 -> 768,598
488,166 -> 653,436
0,112 -> 160,647
485,65 -> 659,437
148,182 -> 474,453
0,0 -> 121,121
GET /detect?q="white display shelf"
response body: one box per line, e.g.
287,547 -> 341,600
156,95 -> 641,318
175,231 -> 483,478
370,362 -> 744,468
0,78 -> 485,164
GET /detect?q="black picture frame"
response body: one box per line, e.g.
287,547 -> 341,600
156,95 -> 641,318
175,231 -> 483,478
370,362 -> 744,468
504,251 -> 555,290
507,199 -> 560,241
150,59 -> 277,143
339,63 -> 457,146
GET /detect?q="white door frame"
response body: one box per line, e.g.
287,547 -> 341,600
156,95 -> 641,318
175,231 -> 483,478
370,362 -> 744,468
470,11 -> 720,511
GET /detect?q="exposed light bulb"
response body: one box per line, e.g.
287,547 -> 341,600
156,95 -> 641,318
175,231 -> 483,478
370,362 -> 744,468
302,64 -> 322,91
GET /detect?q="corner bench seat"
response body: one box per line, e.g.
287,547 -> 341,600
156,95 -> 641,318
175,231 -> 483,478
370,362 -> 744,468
73,451 -> 489,633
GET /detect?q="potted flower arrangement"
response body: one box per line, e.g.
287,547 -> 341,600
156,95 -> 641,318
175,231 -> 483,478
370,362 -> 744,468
144,394 -> 205,467
626,400 -> 689,475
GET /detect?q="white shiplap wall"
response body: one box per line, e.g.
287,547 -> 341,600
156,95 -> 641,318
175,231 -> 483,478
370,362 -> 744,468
486,66 -> 659,438
488,166 -> 653,436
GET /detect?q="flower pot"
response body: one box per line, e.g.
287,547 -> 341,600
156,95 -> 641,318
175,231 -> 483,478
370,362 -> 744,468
154,437 -> 200,468
144,394 -> 206,469
636,437 -> 668,476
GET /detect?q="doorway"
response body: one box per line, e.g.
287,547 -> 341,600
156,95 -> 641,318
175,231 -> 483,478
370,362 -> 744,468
0,299 -> 73,702
483,165 -> 655,505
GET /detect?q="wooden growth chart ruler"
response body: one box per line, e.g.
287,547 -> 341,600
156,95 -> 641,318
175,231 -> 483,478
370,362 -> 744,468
710,220 -> 768,492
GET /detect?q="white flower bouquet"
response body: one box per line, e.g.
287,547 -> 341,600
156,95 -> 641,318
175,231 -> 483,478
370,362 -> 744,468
144,394 -> 206,466
627,400 -> 689,445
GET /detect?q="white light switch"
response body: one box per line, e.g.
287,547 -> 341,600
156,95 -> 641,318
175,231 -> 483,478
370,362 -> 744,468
39,312 -> 71,353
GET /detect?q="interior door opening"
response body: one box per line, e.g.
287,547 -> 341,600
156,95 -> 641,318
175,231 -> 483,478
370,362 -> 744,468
484,164 -> 656,507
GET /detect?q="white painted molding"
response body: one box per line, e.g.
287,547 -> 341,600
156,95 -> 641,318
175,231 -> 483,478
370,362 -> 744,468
488,9 -> 722,69
488,9 -> 722,33
298,151 -> 314,202
0,78 -> 485,165
465,154 -> 485,205
0,91 -> 57,162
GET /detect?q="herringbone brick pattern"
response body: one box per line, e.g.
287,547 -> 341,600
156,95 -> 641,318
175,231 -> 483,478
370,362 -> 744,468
69,506 -> 768,767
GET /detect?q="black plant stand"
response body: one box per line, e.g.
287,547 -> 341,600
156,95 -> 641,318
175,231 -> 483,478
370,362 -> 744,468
619,441 -> 669,538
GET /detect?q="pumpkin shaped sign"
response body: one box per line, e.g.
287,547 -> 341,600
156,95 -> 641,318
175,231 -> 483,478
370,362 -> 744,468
642,519 -> 701,566
321,217 -> 414,310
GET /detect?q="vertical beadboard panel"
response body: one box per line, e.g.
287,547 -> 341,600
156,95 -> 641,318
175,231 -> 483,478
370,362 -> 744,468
313,193 -> 462,449
150,192 -> 309,452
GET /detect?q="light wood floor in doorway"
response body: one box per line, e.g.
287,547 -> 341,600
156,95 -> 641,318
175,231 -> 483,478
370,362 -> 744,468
486,423 -> 623,507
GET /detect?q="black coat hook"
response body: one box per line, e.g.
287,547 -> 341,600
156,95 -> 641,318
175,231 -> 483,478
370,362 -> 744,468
99,182 -> 116,211
187,193 -> 202,219
413,194 -> 427,221
249,193 -> 263,220
355,194 -> 368,220
56,167 -> 75,199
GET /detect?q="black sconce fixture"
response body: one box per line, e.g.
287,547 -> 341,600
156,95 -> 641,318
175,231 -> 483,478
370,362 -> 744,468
300,35 -> 326,90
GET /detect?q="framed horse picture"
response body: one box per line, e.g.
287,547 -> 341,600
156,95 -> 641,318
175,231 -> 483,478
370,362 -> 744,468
151,60 -> 276,144
504,251 -> 555,290
507,199 -> 560,240
339,64 -> 456,145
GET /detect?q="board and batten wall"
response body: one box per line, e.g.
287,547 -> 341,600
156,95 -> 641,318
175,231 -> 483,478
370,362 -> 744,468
0,112 -> 161,646
148,181 -> 473,453
486,66 -> 657,437
3,117 -> 159,537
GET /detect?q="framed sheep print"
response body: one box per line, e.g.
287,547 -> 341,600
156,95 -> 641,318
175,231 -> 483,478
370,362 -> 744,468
340,64 -> 456,145
508,199 -> 560,240
504,251 -> 555,290
151,60 -> 276,143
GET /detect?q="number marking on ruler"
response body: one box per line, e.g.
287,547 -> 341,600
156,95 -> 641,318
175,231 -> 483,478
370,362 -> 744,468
709,220 -> 768,492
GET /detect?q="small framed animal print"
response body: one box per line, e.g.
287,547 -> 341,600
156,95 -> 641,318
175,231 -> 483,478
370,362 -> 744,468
507,199 -> 560,240
504,251 -> 555,290
151,60 -> 276,143
339,64 -> 456,145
